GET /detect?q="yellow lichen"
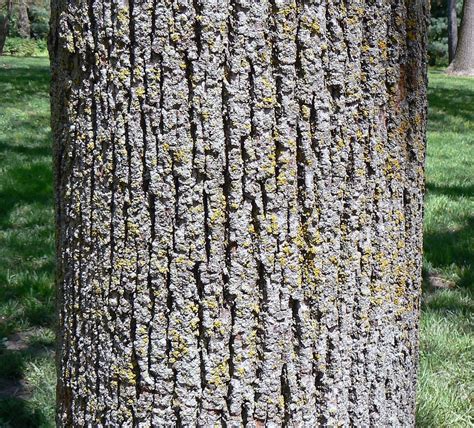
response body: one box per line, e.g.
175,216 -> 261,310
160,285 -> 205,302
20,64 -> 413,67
207,207 -> 221,224
302,17 -> 321,34
208,359 -> 229,386
266,214 -> 279,235
173,149 -> 188,163
136,86 -> 145,98
127,221 -> 140,236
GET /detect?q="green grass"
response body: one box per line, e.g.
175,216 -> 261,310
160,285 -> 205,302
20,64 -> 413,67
0,57 -> 55,427
0,57 -> 472,427
2,38 -> 49,58
417,70 -> 474,427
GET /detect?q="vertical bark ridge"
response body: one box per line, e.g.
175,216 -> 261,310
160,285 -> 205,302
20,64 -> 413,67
51,0 -> 428,425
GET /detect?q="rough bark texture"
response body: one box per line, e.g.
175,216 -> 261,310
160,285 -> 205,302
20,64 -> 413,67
50,0 -> 428,426
0,0 -> 13,55
448,0 -> 474,75
448,0 -> 458,63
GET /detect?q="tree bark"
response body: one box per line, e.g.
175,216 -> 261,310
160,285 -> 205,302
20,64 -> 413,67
17,0 -> 31,39
0,0 -> 13,55
50,0 -> 428,426
448,0 -> 458,63
448,0 -> 474,75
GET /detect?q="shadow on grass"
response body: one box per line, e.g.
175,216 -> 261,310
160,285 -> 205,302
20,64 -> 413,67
0,158 -> 54,333
422,189 -> 473,314
0,62 -> 50,109
426,183 -> 474,199
0,115 -> 52,157
0,141 -> 51,159
427,79 -> 474,134
0,57 -> 55,425
0,341 -> 53,427
0,162 -> 53,227
422,73 -> 473,318
0,397 -> 49,427
424,217 -> 474,289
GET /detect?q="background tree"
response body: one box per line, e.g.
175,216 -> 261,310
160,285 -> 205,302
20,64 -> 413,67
448,0 -> 474,74
28,0 -> 49,39
50,0 -> 428,426
448,0 -> 459,62
0,0 -> 13,54
429,0 -> 464,66
0,0 -> 49,55
16,0 -> 30,38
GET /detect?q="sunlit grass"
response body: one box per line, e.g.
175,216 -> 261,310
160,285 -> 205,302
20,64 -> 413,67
0,57 -> 54,427
417,71 -> 473,427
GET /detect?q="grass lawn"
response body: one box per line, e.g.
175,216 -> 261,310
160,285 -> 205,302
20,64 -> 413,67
417,70 -> 473,427
0,57 -> 472,427
0,57 -> 55,427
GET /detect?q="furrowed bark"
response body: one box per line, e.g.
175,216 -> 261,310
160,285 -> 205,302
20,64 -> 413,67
50,0 -> 428,426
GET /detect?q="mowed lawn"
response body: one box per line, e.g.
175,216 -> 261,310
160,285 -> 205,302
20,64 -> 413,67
0,57 -> 472,427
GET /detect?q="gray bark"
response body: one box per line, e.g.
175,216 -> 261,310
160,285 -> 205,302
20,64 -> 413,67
0,0 -> 13,55
17,0 -> 31,39
448,0 -> 474,75
50,0 -> 428,426
448,0 -> 458,63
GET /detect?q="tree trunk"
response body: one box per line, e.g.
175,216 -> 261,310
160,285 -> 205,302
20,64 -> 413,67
17,0 -> 31,39
0,0 -> 13,55
50,0 -> 428,426
448,0 -> 474,75
448,0 -> 458,63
